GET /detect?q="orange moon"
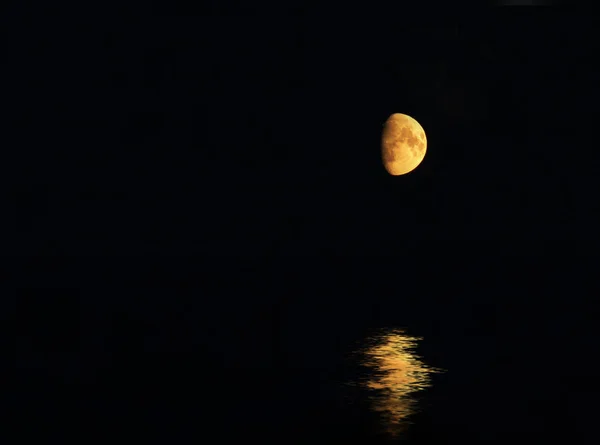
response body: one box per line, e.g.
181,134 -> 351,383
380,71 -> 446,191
381,113 -> 427,175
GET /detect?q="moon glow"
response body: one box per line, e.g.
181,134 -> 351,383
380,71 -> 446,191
381,113 -> 427,175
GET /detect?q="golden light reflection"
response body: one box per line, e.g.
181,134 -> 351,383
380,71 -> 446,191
357,329 -> 442,438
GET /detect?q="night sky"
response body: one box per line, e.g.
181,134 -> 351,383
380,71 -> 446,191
13,16 -> 600,444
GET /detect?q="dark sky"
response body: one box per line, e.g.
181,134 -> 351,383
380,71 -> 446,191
13,16 -> 600,444
13,18 -> 598,255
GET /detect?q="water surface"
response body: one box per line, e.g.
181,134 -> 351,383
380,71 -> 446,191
351,328 -> 444,439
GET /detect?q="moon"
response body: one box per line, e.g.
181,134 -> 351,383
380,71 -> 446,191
381,113 -> 427,175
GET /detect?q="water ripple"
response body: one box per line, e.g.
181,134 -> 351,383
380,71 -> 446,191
352,328 -> 444,438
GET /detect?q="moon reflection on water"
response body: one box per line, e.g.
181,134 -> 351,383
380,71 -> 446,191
354,329 -> 443,438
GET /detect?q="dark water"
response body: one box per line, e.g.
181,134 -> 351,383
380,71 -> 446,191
16,268 -> 599,444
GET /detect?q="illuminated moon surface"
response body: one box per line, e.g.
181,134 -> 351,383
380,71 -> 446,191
357,329 -> 442,438
381,113 -> 427,175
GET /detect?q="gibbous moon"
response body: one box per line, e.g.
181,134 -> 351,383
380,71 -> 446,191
381,113 -> 427,175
